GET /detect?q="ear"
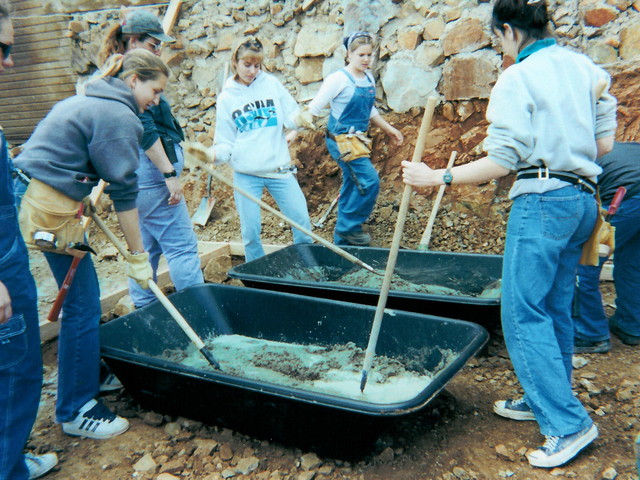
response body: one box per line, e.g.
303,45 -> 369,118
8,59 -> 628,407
124,73 -> 139,89
502,23 -> 515,41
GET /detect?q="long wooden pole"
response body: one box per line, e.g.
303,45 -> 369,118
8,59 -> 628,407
90,211 -> 221,370
359,96 -> 438,392
417,150 -> 457,251
188,158 -> 380,275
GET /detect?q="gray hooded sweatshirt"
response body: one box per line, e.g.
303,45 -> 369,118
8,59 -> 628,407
16,76 -> 143,212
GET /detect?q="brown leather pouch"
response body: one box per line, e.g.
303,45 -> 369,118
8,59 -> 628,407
18,178 -> 86,257
334,133 -> 372,162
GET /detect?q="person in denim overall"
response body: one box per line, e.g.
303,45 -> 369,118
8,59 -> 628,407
308,32 -> 403,246
326,70 -> 379,245
402,0 -> 616,469
0,5 -> 58,478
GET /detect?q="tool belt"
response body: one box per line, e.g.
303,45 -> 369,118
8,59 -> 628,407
329,131 -> 372,162
516,167 -> 597,195
18,178 -> 88,258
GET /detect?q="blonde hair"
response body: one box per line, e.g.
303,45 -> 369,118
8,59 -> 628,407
99,48 -> 170,82
231,36 -> 264,75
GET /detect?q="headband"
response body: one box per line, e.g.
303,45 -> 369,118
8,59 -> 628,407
343,31 -> 372,50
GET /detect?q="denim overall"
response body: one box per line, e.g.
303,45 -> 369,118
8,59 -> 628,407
325,70 -> 380,245
0,131 -> 42,480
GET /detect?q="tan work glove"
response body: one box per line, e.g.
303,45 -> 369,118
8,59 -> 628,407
293,107 -> 316,131
184,142 -> 215,168
127,252 -> 153,289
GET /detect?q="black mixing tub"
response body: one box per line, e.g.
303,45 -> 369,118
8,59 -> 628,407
101,284 -> 488,456
228,244 -> 502,326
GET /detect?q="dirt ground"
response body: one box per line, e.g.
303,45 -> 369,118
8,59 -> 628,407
24,66 -> 640,480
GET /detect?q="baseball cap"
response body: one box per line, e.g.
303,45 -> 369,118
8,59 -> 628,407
121,10 -> 175,43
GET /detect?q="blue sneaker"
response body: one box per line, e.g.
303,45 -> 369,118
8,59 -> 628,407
493,398 -> 536,421
527,423 -> 598,468
610,319 -> 640,346
574,337 -> 611,354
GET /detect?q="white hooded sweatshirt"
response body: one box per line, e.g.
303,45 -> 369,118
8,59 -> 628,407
213,71 -> 299,177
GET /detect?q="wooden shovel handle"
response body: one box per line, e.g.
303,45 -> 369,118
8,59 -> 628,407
418,151 -> 457,249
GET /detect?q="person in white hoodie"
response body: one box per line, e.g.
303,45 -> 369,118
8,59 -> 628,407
213,37 -> 313,261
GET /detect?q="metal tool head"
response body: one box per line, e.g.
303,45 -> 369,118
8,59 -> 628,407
33,231 -> 57,249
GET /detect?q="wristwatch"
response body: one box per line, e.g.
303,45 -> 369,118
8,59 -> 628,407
163,169 -> 177,178
443,169 -> 453,186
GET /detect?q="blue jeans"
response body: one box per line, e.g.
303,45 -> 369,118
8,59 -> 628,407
0,213 -> 42,480
233,172 -> 313,262
334,157 -> 379,245
502,186 -> 597,437
575,196 -> 640,339
129,146 -> 203,307
44,252 -> 101,422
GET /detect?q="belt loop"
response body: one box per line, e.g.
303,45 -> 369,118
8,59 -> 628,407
538,167 -> 550,180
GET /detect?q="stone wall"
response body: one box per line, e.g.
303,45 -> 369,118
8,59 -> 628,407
68,0 -> 640,146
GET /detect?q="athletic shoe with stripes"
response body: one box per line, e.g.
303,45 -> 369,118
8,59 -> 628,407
527,423 -> 598,468
493,397 -> 536,421
62,399 -> 129,439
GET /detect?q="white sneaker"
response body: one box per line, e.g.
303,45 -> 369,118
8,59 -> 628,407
527,423 -> 598,468
25,452 -> 58,479
62,399 -> 129,439
99,372 -> 123,392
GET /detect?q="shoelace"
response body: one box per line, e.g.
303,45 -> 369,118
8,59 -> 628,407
512,398 -> 526,406
83,401 -> 116,423
541,435 -> 560,452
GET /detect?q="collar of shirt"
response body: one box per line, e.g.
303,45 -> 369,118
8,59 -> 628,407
516,38 -> 556,63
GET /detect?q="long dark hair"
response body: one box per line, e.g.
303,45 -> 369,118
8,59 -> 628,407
492,0 -> 550,41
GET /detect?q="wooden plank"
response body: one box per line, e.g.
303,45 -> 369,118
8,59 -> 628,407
0,92 -> 70,107
13,15 -> 71,28
16,27 -> 73,44
13,0 -> 46,11
0,66 -> 71,83
12,48 -> 72,65
1,60 -> 71,75
0,110 -> 52,123
0,83 -> 75,97
162,0 -> 183,35
12,38 -> 71,55
14,20 -> 69,37
0,73 -> 75,91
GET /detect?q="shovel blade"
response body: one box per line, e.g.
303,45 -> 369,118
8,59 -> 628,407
192,196 -> 216,226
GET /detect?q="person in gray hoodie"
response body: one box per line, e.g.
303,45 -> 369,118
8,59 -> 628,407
14,49 -> 167,441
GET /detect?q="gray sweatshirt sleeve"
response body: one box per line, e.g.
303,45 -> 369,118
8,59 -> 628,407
88,111 -> 143,212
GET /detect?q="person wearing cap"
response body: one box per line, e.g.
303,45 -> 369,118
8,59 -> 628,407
304,31 -> 403,246
100,10 -> 204,309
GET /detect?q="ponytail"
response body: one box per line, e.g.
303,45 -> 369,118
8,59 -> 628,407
492,0 -> 550,40
98,23 -> 127,67
98,48 -> 170,82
